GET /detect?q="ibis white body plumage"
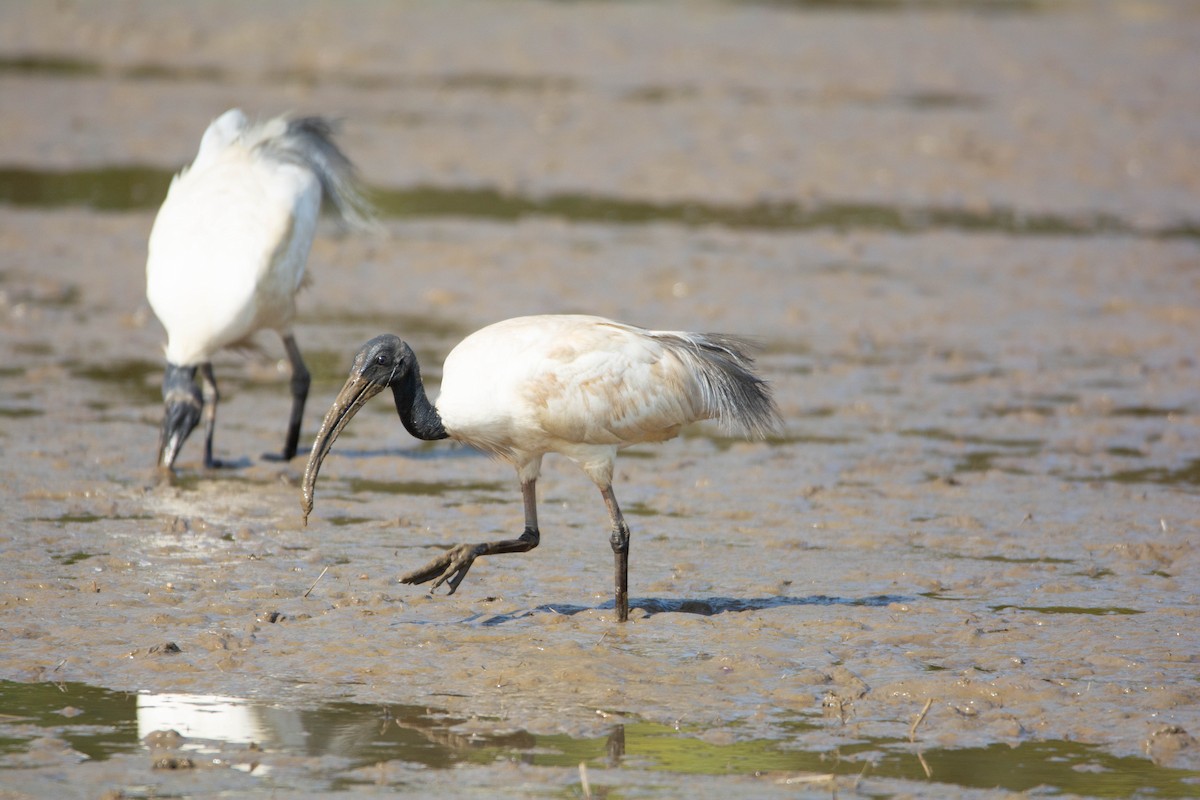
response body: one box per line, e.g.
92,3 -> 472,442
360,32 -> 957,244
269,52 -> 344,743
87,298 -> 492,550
146,108 -> 371,470
302,314 -> 781,621
147,115 -> 319,366
436,315 -> 770,486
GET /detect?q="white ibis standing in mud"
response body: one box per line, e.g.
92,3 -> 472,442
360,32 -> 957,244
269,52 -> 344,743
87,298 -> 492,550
301,314 -> 781,622
146,108 -> 373,471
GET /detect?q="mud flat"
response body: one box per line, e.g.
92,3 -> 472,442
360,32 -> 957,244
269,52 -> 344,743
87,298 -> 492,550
1,1 -> 1198,797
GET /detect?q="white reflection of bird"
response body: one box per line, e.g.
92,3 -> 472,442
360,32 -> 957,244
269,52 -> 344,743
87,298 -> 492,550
301,314 -> 781,621
146,108 -> 373,471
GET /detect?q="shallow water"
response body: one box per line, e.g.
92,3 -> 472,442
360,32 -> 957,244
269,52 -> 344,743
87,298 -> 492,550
2,1 -> 1200,798
4,165 -> 1198,239
2,680 -> 1197,797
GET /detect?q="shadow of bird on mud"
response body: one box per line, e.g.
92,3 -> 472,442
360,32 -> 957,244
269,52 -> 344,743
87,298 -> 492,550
464,594 -> 908,626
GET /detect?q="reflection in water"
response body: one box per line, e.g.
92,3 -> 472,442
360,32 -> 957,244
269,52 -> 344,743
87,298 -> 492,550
137,693 -> 303,750
2,680 -> 1198,796
134,690 -> 539,771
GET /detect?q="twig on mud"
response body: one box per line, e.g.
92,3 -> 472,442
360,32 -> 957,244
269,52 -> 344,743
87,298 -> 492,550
303,565 -> 330,599
909,698 -> 934,743
579,761 -> 592,799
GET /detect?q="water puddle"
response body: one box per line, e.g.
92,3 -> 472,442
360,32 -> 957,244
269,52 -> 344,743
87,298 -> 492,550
900,428 -> 1044,449
0,55 -> 222,82
682,428 -> 852,450
0,52 -> 1003,114
783,0 -> 1043,11
0,55 -> 576,94
1109,406 -> 1187,419
1,680 -> 1196,796
162,472 -> 283,493
342,477 -> 506,499
0,55 -> 103,77
324,515 -> 377,528
971,554 -> 1073,565
990,604 -> 1144,616
307,310 -> 468,345
623,83 -> 985,109
33,512 -> 152,526
49,549 -> 106,565
2,166 -> 1197,239
66,357 -> 162,406
1069,458 -> 1200,490
902,428 -> 1042,475
370,186 -> 1198,239
914,550 -> 1075,566
952,450 -> 1032,474
0,166 -> 170,212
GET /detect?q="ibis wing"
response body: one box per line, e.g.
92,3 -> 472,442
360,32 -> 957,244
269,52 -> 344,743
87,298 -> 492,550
524,323 -> 707,446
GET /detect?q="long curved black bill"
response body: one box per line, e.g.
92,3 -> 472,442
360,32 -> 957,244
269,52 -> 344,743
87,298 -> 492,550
157,409 -> 192,470
301,375 -> 385,525
157,364 -> 201,472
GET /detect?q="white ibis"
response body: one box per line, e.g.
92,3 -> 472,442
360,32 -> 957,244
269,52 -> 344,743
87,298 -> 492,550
301,314 -> 781,621
146,108 -> 373,471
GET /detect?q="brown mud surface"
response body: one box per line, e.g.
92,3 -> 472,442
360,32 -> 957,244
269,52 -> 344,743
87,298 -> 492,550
1,1 -> 1198,797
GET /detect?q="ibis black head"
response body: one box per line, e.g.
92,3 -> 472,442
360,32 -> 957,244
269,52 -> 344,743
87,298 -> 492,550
301,333 -> 445,523
157,363 -> 201,470
301,334 -> 412,522
350,334 -> 412,387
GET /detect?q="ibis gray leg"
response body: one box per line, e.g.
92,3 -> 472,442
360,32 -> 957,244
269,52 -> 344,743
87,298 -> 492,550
401,479 -> 541,594
264,333 -> 310,462
198,363 -> 221,469
601,485 -> 631,622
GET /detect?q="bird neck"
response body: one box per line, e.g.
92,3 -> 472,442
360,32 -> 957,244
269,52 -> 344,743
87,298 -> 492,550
390,364 -> 448,441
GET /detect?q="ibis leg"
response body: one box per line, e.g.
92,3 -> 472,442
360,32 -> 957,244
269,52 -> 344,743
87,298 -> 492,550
198,363 -> 221,469
601,485 -> 631,622
400,479 -> 541,594
264,333 -> 310,462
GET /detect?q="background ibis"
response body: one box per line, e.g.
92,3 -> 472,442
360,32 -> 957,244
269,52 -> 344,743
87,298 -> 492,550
146,108 -> 373,471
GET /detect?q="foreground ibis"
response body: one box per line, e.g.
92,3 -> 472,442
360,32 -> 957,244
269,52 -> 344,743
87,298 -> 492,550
146,108 -> 373,471
301,314 -> 781,621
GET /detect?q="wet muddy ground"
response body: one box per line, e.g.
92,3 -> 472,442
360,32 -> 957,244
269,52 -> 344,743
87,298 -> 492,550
1,1 -> 1199,797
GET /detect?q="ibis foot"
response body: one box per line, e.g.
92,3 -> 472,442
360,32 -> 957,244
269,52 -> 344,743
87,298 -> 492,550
399,543 -> 486,594
399,528 -> 540,596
